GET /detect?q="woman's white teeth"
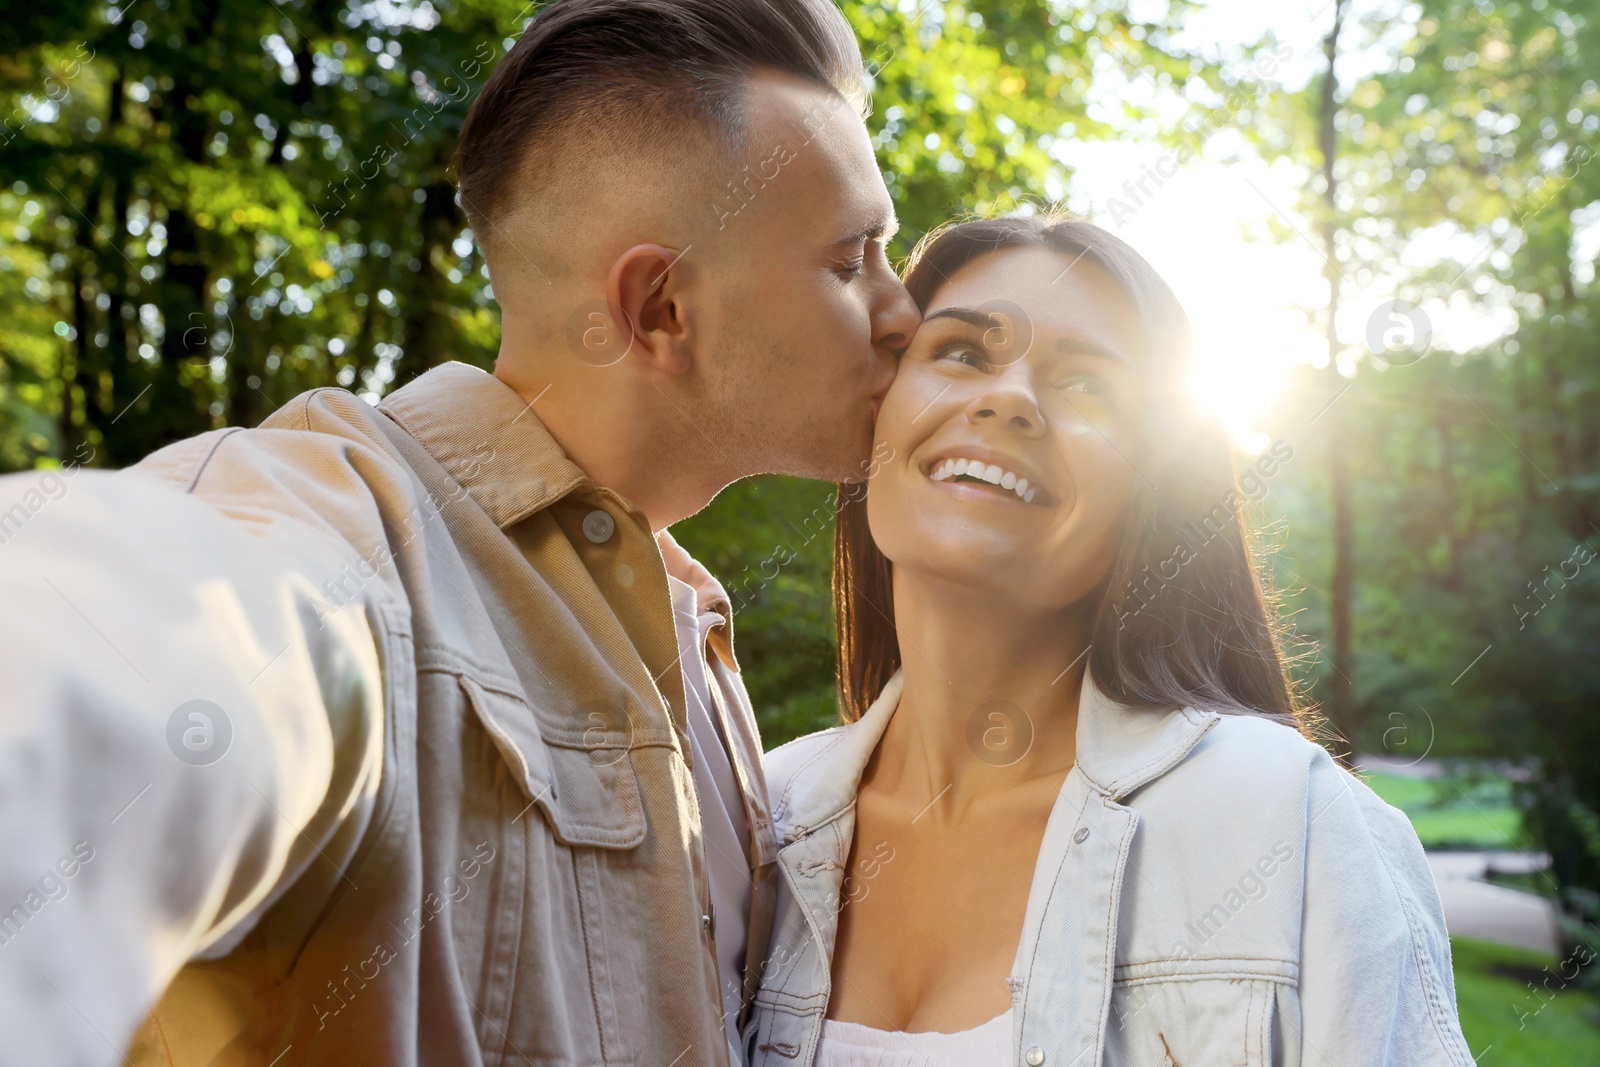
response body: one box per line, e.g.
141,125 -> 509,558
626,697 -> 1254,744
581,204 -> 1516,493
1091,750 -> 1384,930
929,458 -> 1038,502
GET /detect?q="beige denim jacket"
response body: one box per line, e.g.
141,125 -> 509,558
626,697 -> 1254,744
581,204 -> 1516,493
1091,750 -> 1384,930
0,362 -> 775,1066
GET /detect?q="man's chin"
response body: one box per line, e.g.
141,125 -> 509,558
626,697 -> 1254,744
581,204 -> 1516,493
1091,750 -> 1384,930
754,418 -> 877,484
822,431 -> 881,485
776,446 -> 874,485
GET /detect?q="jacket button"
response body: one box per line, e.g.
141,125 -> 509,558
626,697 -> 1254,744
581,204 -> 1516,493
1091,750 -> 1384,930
1073,826 -> 1089,844
702,912 -> 713,930
1025,1047 -> 1045,1065
582,509 -> 616,543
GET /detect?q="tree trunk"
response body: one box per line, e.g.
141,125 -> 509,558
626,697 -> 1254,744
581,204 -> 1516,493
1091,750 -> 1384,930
1437,410 -> 1461,591
103,68 -> 134,464
394,178 -> 461,387
1320,0 -> 1357,761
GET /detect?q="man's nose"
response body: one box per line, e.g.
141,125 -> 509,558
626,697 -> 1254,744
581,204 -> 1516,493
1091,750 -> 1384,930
873,279 -> 921,359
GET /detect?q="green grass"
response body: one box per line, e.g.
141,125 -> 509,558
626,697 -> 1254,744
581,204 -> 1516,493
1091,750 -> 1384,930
1452,936 -> 1600,1065
1363,770 -> 1533,850
1409,807 -> 1527,850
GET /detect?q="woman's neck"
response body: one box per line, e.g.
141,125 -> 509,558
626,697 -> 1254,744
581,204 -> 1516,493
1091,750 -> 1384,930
876,567 -> 1090,821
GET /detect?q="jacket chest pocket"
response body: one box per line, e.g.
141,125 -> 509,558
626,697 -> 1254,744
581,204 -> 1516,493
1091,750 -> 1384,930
458,676 -> 653,1065
460,675 -> 648,848
1105,975 -> 1281,1067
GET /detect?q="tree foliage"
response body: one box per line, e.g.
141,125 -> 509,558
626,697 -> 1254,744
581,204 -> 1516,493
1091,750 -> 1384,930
4,0 -> 1598,949
1257,0 -> 1600,942
0,0 -> 1223,739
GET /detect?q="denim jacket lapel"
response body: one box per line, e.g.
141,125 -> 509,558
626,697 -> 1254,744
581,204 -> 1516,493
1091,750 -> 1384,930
759,669 -> 1219,1066
1011,672 -> 1219,1066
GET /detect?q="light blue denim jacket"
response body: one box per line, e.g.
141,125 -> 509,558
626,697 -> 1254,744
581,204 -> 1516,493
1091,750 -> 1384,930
746,670 -> 1474,1066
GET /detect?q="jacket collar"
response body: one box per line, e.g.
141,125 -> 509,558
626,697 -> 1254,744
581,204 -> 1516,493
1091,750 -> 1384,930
777,668 -> 1219,842
380,363 -> 744,675
656,529 -> 738,673
378,361 -> 591,530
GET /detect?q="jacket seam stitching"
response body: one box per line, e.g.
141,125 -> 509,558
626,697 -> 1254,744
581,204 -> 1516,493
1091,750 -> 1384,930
491,807 -> 525,1064
1113,971 -> 1299,987
1367,821 -> 1474,1065
281,597 -> 411,980
1117,955 -> 1297,966
181,426 -> 245,494
775,731 -> 849,825
1095,799 -> 1135,1064
1096,708 -> 1219,798
1252,981 -> 1264,1065
151,1011 -> 175,1065
1017,788 -> 1088,1039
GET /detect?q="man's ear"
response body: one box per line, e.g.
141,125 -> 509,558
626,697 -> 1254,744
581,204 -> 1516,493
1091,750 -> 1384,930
608,244 -> 693,375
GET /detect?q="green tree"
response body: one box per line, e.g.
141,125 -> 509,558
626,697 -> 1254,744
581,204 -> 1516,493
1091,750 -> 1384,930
1,0 -> 1240,747
1255,0 -> 1600,947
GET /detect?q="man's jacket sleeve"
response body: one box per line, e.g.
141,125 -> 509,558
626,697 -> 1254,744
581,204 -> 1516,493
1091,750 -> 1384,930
0,426 -> 399,1066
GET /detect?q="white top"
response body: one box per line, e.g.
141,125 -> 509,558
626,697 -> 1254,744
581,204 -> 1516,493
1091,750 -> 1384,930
666,571 -> 752,1066
815,1010 -> 1013,1067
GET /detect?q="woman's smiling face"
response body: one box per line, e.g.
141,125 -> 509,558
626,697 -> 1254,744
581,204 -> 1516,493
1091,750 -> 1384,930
867,245 -> 1145,613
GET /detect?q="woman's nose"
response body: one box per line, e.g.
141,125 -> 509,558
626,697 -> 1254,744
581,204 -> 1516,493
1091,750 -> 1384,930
968,378 -> 1045,437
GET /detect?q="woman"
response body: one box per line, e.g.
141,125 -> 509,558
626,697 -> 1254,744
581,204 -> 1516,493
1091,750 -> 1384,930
745,213 -> 1472,1066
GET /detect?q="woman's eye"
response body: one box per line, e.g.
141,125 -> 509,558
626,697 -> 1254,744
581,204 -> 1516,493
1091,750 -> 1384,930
932,341 -> 987,369
1056,373 -> 1110,397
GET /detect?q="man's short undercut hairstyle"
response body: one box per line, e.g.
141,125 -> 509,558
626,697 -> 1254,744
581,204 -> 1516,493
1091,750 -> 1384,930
455,0 -> 868,255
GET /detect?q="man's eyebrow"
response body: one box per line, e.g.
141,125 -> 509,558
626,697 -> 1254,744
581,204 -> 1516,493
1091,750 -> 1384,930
833,213 -> 899,246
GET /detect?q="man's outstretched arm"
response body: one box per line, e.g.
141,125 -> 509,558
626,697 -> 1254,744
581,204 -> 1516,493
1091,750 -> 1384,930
0,458 -> 392,1065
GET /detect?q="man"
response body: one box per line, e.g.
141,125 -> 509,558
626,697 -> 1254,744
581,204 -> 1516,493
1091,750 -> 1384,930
0,0 -> 918,1063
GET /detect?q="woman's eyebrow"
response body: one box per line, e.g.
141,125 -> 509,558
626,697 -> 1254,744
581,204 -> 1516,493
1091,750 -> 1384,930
924,306 -> 1131,364
1052,336 -> 1130,364
921,306 -> 994,328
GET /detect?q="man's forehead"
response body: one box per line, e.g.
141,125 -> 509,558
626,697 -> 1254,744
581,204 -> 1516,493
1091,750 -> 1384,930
738,72 -> 889,238
742,67 -> 860,124
743,71 -> 870,169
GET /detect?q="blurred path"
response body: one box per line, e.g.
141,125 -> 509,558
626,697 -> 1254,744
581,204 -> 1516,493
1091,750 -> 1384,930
1355,754 -> 1561,955
1428,851 -> 1562,956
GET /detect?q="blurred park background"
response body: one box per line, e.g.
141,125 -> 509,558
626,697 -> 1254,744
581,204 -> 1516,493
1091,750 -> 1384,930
1,0 -> 1597,1059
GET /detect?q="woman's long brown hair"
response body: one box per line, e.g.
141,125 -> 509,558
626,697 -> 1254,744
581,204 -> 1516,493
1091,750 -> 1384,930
834,211 -> 1304,729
